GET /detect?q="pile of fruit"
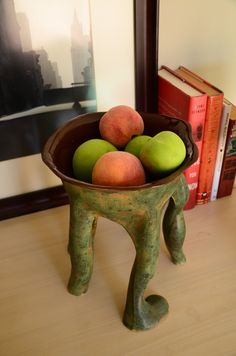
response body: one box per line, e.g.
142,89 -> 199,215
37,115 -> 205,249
72,105 -> 186,186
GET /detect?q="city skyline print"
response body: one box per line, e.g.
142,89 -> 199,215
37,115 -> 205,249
0,0 -> 96,117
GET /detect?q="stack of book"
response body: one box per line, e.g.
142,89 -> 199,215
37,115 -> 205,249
158,65 -> 236,209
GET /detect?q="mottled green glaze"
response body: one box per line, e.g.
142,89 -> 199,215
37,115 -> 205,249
64,174 -> 189,331
42,112 -> 198,331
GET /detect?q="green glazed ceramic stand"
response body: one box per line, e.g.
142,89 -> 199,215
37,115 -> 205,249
64,173 -> 188,331
42,112 -> 198,332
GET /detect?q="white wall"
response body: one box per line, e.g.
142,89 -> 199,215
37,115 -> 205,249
158,0 -> 236,187
158,0 -> 236,104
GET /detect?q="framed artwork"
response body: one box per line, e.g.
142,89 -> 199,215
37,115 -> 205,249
0,0 -> 159,220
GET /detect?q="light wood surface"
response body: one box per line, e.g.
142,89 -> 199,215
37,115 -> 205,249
1,189 -> 236,356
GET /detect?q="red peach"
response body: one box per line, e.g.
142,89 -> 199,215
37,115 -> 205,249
99,105 -> 144,148
92,151 -> 146,187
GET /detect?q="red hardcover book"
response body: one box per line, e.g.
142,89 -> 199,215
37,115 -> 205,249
175,66 -> 224,204
158,67 -> 207,209
217,105 -> 236,198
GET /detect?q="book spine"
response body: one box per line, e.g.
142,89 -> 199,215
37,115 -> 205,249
196,95 -> 223,204
217,119 -> 236,198
158,80 -> 206,209
183,141 -> 201,209
210,102 -> 231,201
182,98 -> 206,209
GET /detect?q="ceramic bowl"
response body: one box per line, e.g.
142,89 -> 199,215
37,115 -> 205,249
42,112 -> 198,189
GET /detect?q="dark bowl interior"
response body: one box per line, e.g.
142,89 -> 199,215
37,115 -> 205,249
42,112 -> 198,190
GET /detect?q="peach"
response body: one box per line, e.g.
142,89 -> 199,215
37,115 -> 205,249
99,105 -> 144,148
92,151 -> 146,187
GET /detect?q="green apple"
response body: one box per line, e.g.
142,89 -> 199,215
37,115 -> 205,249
72,139 -> 117,183
140,131 -> 186,177
124,135 -> 152,158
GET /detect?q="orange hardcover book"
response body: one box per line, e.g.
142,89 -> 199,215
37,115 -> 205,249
217,105 -> 236,198
158,66 -> 207,209
175,66 -> 224,204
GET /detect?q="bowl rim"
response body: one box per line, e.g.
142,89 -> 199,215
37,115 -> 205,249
42,111 -> 198,191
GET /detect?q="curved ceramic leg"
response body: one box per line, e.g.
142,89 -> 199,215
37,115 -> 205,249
122,212 -> 169,330
163,175 -> 189,264
67,199 -> 97,296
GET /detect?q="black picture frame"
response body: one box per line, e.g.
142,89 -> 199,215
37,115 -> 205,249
0,0 -> 159,220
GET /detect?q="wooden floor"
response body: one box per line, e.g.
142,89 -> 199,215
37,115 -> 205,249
1,189 -> 236,356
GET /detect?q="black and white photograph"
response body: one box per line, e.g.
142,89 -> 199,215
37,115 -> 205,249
0,0 -> 96,162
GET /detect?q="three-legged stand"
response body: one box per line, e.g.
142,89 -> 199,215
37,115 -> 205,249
64,174 -> 189,330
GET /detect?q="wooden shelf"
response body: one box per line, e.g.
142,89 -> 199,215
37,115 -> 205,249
0,189 -> 235,355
